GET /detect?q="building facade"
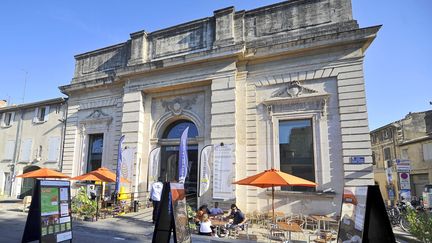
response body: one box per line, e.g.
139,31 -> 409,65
60,0 -> 379,215
0,98 -> 67,198
371,110 -> 432,204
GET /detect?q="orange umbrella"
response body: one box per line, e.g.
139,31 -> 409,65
70,167 -> 130,183
233,168 -> 316,223
16,168 -> 70,179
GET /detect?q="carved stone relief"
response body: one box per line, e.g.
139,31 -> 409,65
161,96 -> 198,116
271,81 -> 317,98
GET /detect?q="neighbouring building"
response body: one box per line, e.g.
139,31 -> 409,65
0,98 -> 67,198
371,110 -> 432,205
59,0 -> 379,215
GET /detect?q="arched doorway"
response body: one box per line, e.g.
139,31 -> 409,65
19,165 -> 40,199
159,119 -> 199,208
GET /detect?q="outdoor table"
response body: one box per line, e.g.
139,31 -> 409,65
276,222 -> 303,242
310,215 -> 337,231
211,219 -> 228,237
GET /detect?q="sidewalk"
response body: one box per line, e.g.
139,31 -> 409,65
0,196 -> 22,211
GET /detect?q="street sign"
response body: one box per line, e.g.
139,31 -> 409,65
350,156 -> 365,164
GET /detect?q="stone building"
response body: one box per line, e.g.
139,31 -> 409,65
372,110 -> 432,204
0,98 -> 67,198
59,0 -> 379,215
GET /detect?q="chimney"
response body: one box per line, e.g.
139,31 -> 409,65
0,100 -> 7,108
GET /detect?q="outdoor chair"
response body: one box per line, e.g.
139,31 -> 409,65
267,223 -> 285,241
308,230 -> 336,243
304,215 -> 318,230
228,222 -> 249,240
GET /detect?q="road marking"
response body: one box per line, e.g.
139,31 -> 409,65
113,237 -> 126,240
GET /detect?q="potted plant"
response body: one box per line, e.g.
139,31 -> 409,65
72,186 -> 97,221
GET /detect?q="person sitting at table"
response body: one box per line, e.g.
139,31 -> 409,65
195,205 -> 210,226
226,204 -> 247,230
199,214 -> 215,236
209,202 -> 224,216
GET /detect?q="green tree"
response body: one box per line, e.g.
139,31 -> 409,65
406,208 -> 432,242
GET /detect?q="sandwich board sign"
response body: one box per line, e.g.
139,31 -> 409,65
22,180 -> 72,243
338,185 -> 395,243
152,182 -> 191,243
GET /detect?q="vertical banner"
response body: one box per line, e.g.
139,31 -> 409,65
121,147 -> 136,191
115,135 -> 125,193
178,127 -> 189,184
213,144 -> 235,200
148,147 -> 161,191
199,145 -> 213,197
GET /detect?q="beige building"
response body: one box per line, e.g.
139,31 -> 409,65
0,98 -> 67,198
371,110 -> 432,204
59,0 -> 379,215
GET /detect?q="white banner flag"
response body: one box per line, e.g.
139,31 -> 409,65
148,147 -> 161,191
199,146 -> 213,197
213,144 -> 235,200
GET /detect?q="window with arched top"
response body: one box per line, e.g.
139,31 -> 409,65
162,120 -> 198,139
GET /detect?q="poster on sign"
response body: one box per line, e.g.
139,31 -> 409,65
22,180 -> 72,243
212,144 -> 235,200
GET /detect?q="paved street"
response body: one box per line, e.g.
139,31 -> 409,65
0,200 -> 255,243
0,198 -> 421,243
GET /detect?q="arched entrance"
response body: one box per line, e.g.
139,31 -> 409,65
19,165 -> 40,199
159,119 -> 199,208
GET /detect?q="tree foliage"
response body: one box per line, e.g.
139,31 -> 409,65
406,208 -> 432,243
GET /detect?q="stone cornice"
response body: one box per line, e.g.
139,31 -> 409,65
59,25 -> 380,94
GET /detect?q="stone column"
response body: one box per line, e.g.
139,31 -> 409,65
121,89 -> 145,194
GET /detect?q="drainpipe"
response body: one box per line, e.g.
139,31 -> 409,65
59,99 -> 68,173
10,109 -> 24,197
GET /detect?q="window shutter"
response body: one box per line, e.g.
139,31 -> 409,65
10,112 -> 15,125
20,138 -> 32,162
423,143 -> 432,161
0,113 -> 3,127
44,105 -> 50,121
48,137 -> 60,162
4,140 -> 15,160
33,108 -> 39,123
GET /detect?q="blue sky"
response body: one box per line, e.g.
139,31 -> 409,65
0,0 -> 431,130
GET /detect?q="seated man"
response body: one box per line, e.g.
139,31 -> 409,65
226,204 -> 247,230
209,202 -> 224,216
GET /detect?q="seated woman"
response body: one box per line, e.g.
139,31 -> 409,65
199,214 -> 214,236
195,205 -> 210,226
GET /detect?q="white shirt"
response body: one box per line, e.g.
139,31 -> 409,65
200,220 -> 212,233
150,181 -> 163,201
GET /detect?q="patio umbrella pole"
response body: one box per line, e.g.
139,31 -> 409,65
272,186 -> 275,224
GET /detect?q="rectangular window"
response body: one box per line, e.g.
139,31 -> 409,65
86,134 -> 103,172
33,106 -> 50,123
279,119 -> 315,192
3,140 -> 15,160
383,147 -> 391,161
20,138 -> 33,162
423,143 -> 432,161
3,112 -> 13,126
401,149 -> 409,160
47,137 -> 61,162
